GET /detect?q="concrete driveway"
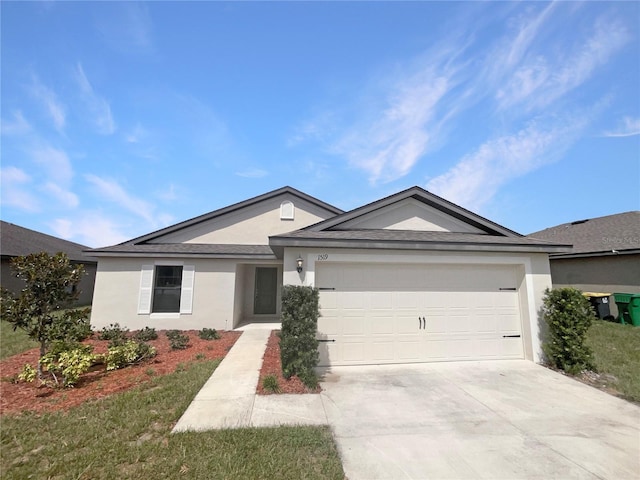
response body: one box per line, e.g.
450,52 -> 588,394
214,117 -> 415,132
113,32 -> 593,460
319,360 -> 640,480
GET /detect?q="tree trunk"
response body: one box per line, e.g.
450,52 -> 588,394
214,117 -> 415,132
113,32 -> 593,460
38,341 -> 46,379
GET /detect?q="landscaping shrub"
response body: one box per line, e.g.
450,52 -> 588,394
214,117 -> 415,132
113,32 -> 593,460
166,330 -> 190,350
262,374 -> 281,393
133,326 -> 158,341
39,342 -> 98,387
105,340 -> 156,371
542,287 -> 596,375
48,313 -> 93,343
198,328 -> 221,340
280,285 -> 320,387
99,323 -> 129,346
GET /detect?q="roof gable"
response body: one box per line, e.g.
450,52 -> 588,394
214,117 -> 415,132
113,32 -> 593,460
306,186 -> 521,237
122,186 -> 343,246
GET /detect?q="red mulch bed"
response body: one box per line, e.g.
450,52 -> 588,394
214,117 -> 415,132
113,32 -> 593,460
0,330 -> 241,416
256,330 -> 320,395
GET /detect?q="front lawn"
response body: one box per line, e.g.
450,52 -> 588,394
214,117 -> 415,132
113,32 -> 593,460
0,320 -> 38,360
1,359 -> 344,479
586,319 -> 640,402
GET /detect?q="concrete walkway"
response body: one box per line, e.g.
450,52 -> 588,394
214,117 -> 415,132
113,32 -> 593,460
172,324 -> 327,432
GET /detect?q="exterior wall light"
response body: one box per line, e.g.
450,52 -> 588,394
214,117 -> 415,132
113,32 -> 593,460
296,256 -> 304,273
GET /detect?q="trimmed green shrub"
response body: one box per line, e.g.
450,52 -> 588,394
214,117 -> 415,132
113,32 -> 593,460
198,328 -> 221,340
280,285 -> 320,387
166,330 -> 189,350
99,323 -> 129,346
133,326 -> 158,341
105,340 -> 156,371
262,374 -> 281,393
542,287 -> 596,375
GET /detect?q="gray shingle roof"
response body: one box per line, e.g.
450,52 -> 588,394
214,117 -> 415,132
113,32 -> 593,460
270,229 -> 570,253
1,221 -> 97,263
527,211 -> 640,256
88,243 -> 276,258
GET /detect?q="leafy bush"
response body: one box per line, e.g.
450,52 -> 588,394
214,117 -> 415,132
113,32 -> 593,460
133,326 -> 158,341
166,330 -> 189,350
262,374 -> 281,393
280,285 -> 320,385
542,287 -> 596,375
105,340 -> 156,371
198,328 -> 220,340
17,364 -> 37,383
40,342 -> 97,387
48,311 -> 93,343
99,323 -> 129,346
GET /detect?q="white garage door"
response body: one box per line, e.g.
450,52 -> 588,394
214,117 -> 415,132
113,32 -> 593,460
316,263 -> 524,366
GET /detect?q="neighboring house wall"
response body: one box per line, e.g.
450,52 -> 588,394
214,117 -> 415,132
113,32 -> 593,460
549,254 -> 640,293
1,257 -> 96,306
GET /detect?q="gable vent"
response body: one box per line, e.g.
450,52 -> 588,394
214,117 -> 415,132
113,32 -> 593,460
280,201 -> 294,220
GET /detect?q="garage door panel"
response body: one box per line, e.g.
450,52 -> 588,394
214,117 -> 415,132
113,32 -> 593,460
316,263 -> 524,366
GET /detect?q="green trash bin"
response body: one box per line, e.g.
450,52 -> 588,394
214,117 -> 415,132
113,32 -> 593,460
628,294 -> 640,327
614,293 -> 634,325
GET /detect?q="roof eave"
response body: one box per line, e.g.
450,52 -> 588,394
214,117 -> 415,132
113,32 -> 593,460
550,249 -> 640,259
269,237 -> 570,254
88,251 -> 278,260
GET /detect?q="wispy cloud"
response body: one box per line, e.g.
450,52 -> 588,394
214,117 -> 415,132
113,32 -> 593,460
84,174 -> 157,225
30,145 -> 74,184
603,116 -> 640,137
0,166 -> 39,212
43,182 -> 79,208
96,2 -> 153,54
50,216 -> 129,248
28,75 -> 66,132
495,15 -> 630,112
75,63 -> 116,135
1,111 -> 31,136
426,114 -> 590,211
235,168 -> 269,178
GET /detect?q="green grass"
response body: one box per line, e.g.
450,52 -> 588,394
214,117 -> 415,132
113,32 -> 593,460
586,319 -> 640,402
0,320 -> 38,360
1,359 -> 344,480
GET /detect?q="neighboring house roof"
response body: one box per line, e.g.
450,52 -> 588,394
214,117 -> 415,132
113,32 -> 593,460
0,220 -> 97,263
527,211 -> 640,258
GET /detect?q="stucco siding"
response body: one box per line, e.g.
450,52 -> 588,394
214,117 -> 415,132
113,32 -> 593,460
337,198 -> 485,233
148,193 -> 333,245
90,258 -> 238,331
549,254 -> 640,294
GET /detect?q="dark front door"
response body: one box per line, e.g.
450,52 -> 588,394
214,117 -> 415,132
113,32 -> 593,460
254,267 -> 278,315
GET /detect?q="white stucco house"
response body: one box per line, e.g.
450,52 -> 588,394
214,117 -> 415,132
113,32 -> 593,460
88,186 -> 569,366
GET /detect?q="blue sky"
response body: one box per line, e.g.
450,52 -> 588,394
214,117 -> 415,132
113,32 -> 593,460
1,1 -> 639,248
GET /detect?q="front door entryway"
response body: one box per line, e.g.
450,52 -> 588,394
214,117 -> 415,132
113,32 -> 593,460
254,267 -> 278,314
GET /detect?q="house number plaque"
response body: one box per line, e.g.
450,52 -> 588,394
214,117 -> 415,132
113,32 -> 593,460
317,254 -> 329,261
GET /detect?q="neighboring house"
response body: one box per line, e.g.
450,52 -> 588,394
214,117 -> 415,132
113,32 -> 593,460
528,212 -> 640,315
1,220 -> 98,305
88,186 -> 568,366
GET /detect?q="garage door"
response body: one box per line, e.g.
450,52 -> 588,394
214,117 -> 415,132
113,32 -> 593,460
316,263 -> 524,366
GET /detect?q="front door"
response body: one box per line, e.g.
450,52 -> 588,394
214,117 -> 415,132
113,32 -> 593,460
254,267 -> 278,315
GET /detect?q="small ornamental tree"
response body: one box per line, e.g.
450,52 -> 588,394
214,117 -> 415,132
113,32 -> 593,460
0,252 -> 91,379
542,287 -> 596,375
279,285 -> 320,387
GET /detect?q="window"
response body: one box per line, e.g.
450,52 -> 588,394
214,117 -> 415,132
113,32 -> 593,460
152,266 -> 183,313
138,264 -> 195,315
